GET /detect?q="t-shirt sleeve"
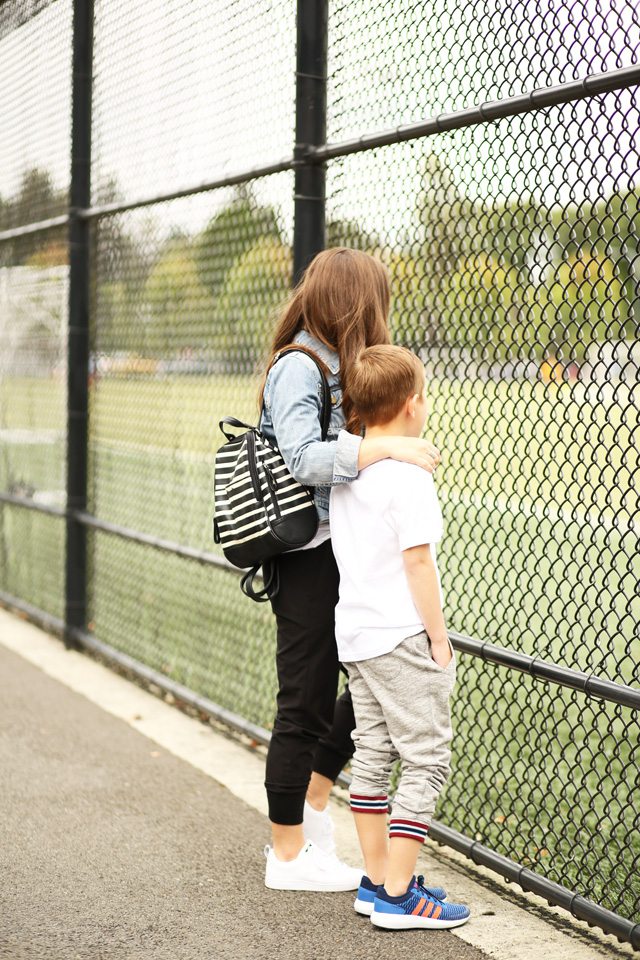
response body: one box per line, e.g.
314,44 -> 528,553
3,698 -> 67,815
385,466 -> 443,551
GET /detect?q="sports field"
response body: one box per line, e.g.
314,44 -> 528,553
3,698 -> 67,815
0,371 -> 638,917
2,372 -> 636,674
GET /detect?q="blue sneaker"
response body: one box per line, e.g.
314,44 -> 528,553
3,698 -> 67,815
371,877 -> 469,930
354,874 -> 447,916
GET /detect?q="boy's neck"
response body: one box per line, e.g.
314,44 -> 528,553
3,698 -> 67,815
363,416 -> 413,439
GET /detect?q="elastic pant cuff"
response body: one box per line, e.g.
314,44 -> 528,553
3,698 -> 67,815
389,818 -> 428,843
350,794 -> 389,814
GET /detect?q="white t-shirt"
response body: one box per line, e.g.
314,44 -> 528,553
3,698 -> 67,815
330,460 -> 444,663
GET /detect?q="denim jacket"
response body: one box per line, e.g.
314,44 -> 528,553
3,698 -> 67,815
259,330 -> 362,521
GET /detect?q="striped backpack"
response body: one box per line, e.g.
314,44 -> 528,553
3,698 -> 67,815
213,348 -> 331,602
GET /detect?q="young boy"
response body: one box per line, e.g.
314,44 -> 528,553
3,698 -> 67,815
329,344 -> 470,930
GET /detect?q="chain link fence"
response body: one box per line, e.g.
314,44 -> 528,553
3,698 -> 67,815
0,0 -> 638,946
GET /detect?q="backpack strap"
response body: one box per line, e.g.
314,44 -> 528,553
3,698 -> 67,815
240,561 -> 279,603
271,347 -> 332,440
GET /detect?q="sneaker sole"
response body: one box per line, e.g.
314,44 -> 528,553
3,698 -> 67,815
371,911 -> 469,930
354,897 -> 374,916
266,876 -> 360,892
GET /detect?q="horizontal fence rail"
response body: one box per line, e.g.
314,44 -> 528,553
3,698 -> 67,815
309,64 -> 640,161
3,65 -> 639,242
3,490 -> 638,710
0,213 -> 71,243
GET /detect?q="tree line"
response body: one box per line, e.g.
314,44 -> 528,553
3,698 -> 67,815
2,163 -> 638,374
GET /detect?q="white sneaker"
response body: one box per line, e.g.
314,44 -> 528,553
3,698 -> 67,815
302,801 -> 336,856
264,841 -> 362,891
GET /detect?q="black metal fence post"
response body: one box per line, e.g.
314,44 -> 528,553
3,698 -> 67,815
293,0 -> 327,284
65,0 -> 94,649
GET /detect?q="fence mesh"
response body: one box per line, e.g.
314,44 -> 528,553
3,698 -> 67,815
88,179 -> 293,729
0,0 -> 71,619
0,0 -> 638,936
326,0 -> 639,918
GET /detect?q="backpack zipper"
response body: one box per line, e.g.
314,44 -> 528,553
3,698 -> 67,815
246,431 -> 263,502
248,433 -> 282,521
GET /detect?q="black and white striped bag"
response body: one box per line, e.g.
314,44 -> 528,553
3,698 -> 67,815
213,348 -> 330,602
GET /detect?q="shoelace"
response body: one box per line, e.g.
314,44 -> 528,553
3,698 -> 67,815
415,875 -> 444,903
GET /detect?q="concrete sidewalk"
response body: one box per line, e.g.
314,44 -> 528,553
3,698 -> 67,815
0,609 -> 633,960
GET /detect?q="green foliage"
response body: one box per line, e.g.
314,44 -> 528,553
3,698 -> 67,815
212,236 -> 292,372
195,192 -> 282,301
7,164 -> 635,370
541,252 -> 628,362
0,167 -> 68,265
326,218 -> 379,251
387,249 -> 538,365
142,237 -> 212,354
409,151 -> 639,364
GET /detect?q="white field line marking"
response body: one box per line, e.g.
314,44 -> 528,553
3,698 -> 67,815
3,431 -> 634,539
0,428 -> 63,444
440,487 -> 636,538
93,437 -> 218,465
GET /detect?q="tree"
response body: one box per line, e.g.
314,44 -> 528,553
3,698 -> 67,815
93,177 -> 155,353
195,191 -> 282,302
550,191 -> 639,341
142,237 -> 212,354
326,218 -> 379,252
542,251 -> 627,363
416,150 -> 478,278
212,237 -> 292,372
0,168 -> 68,264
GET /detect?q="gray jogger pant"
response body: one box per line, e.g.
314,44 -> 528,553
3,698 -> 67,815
344,630 -> 456,833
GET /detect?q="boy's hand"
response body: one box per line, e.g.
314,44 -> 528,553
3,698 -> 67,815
403,544 -> 450,666
430,637 -> 452,670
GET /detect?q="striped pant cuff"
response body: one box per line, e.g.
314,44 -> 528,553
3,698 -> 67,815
350,794 -> 389,814
389,818 -> 428,842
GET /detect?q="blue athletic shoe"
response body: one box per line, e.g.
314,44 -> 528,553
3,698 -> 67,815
371,877 -> 469,929
354,874 -> 447,917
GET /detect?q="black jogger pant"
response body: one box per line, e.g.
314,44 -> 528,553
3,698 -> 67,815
265,538 -> 355,825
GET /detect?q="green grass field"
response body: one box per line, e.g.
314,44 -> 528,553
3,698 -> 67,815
0,371 -> 638,919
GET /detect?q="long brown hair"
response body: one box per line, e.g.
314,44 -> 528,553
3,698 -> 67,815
259,248 -> 391,433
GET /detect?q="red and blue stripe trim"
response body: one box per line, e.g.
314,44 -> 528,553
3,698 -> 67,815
350,794 -> 389,814
389,818 -> 428,842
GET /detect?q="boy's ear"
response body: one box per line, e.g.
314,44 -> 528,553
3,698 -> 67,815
406,393 -> 419,418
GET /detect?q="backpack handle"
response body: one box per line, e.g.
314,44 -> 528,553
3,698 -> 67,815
240,561 -> 279,602
218,417 -> 255,441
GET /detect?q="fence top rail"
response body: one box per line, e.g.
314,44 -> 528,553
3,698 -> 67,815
3,64 -> 638,238
308,63 -> 640,162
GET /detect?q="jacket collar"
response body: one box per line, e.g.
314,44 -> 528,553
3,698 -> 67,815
294,329 -> 340,374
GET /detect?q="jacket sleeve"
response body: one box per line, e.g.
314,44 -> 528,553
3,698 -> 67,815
266,355 -> 361,485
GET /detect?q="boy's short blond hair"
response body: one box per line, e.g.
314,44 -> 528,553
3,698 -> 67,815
349,345 -> 426,426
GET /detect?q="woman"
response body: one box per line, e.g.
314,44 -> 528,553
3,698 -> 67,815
259,248 -> 440,891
